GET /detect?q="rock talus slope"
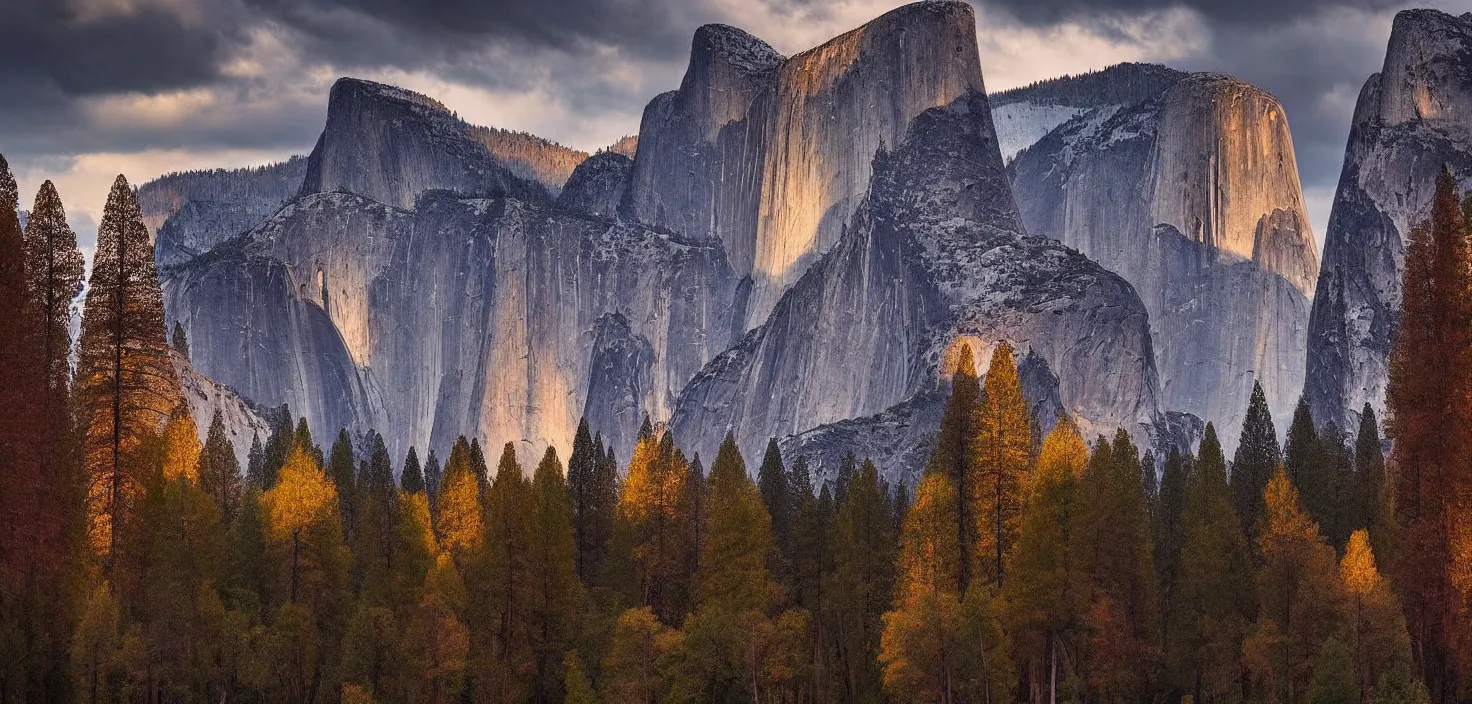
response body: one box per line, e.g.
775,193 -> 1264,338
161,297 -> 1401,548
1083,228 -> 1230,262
1306,9 -> 1472,432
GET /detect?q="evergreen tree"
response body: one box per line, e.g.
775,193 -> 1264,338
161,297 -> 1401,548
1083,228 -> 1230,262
328,428 -> 357,538
1156,447 -> 1192,655
76,174 -> 181,566
22,179 -> 83,419
1351,405 -> 1391,560
1169,423 -> 1257,702
570,419 -> 619,589
971,342 -> 1031,588
401,447 -> 424,494
529,448 -> 583,702
259,407 -> 294,489
247,432 -> 265,490
1385,168 -> 1472,698
1083,430 -> 1160,700
423,448 -> 442,506
1231,380 -> 1281,537
473,443 -> 537,702
835,453 -> 857,505
830,456 -> 896,700
198,408 -> 242,523
757,438 -> 795,587
1306,638 -> 1358,704
1285,396 -> 1345,545
171,321 -> 189,359
926,343 -> 983,592
353,431 -> 398,601
619,429 -> 689,624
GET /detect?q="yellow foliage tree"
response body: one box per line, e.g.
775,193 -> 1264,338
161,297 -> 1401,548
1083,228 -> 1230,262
160,404 -> 201,483
971,342 -> 1033,588
262,444 -> 339,604
434,438 -> 483,563
1341,529 -> 1414,701
601,606 -> 681,703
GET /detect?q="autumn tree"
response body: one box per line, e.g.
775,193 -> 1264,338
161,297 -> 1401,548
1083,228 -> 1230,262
926,342 -> 983,591
1385,168 -> 1472,699
1005,417 -> 1091,704
434,437 -> 482,564
1232,380 -> 1281,537
261,444 -> 345,607
1341,529 -> 1415,702
619,428 -> 689,624
971,342 -> 1031,588
1246,467 -> 1346,703
601,607 -> 680,703
160,404 -> 201,483
76,175 -> 181,566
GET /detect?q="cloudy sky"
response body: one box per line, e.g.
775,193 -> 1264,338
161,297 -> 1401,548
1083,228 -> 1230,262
2,0 -> 1467,257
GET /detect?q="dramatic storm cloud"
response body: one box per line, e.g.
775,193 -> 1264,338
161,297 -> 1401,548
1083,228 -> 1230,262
0,0 -> 1466,252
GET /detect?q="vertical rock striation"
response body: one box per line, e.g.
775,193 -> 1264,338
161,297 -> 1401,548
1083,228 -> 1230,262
627,1 -> 986,328
1306,9 -> 1472,432
1008,70 -> 1319,444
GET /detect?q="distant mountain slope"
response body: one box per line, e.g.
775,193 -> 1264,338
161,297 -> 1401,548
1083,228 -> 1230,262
468,125 -> 588,194
989,63 -> 1185,161
138,157 -> 308,265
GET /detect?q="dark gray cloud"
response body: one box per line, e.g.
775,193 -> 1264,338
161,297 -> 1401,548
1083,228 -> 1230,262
975,0 -> 1404,26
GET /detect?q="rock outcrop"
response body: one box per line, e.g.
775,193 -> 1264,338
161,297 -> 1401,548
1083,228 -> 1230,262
299,78 -> 550,210
172,349 -> 272,468
557,151 -> 632,219
1007,70 -> 1319,444
627,2 -> 987,329
671,92 -> 1160,470
1306,9 -> 1472,432
139,157 -> 309,265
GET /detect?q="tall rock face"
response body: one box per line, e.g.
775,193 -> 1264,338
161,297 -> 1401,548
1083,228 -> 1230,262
167,80 -> 738,465
626,2 -> 986,329
671,92 -> 1160,470
1307,9 -> 1472,433
1008,71 -> 1319,445
138,157 -> 309,265
299,78 -> 550,210
172,349 -> 272,468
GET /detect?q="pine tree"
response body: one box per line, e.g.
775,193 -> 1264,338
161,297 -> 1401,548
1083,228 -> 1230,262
171,321 -> 189,359
1285,396 -> 1343,545
926,343 -> 983,592
1169,423 -> 1257,702
1385,168 -> 1472,699
1005,417 -> 1091,704
198,408 -> 242,523
473,443 -> 537,702
353,431 -> 399,602
76,174 -> 181,565
529,447 -> 582,702
570,419 -> 619,589
1231,380 -> 1281,537
971,342 -> 1031,589
1351,405 -> 1391,561
423,449 -> 442,505
328,429 -> 357,538
835,453 -> 857,505
1083,430 -> 1160,700
757,438 -> 796,587
1156,447 -> 1191,653
258,408 -> 294,489
247,432 -> 265,490
21,179 -> 83,413
401,447 -> 424,494
830,456 -> 896,700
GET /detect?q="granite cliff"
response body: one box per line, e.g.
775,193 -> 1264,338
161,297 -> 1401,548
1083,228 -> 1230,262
1306,9 -> 1472,433
1007,68 -> 1320,445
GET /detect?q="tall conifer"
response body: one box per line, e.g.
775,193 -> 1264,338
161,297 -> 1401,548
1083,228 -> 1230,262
1231,380 -> 1281,536
971,342 -> 1031,588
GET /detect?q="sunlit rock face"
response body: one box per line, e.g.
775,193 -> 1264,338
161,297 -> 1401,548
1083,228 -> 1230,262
167,80 -> 738,465
627,1 -> 985,329
1307,9 -> 1472,433
138,157 -> 309,265
557,151 -> 632,220
1008,70 -> 1319,446
671,92 -> 1160,472
300,78 -> 550,210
